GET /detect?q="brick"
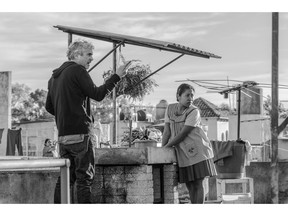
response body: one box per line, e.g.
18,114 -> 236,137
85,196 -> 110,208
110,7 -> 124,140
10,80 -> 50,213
91,186 -> 103,196
103,166 -> 125,174
91,195 -> 105,203
154,192 -> 161,200
125,173 -> 153,181
126,180 -> 153,189
92,180 -> 104,190
164,191 -> 179,199
163,165 -> 178,172
94,166 -> 104,174
163,178 -> 178,186
126,195 -> 153,204
163,171 -> 178,179
125,165 -> 152,174
103,187 -> 126,196
103,174 -> 125,182
94,174 -> 103,181
104,195 -> 127,204
126,187 -> 153,196
164,198 -> 179,204
164,186 -> 178,193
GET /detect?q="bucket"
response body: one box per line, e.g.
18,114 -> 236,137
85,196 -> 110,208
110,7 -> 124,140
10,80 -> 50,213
133,140 -> 157,148
211,140 -> 246,179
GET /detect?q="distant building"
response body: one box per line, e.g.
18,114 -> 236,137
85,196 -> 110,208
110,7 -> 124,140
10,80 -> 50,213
155,99 -> 168,120
16,119 -> 57,156
193,97 -> 229,141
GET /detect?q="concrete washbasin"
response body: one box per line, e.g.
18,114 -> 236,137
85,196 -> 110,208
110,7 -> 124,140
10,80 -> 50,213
94,147 -> 177,165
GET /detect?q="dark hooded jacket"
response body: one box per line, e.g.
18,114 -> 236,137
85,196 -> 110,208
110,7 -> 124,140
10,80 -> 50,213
45,61 -> 120,136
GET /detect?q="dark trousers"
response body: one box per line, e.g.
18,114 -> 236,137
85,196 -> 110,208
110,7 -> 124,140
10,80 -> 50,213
6,128 -> 23,156
54,136 -> 95,203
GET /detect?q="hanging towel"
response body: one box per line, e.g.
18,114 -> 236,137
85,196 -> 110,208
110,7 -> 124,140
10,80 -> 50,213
244,140 -> 252,166
0,128 -> 4,144
211,140 -> 234,166
6,128 -> 23,156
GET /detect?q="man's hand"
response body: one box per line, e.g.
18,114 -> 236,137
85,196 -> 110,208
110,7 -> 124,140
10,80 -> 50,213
116,61 -> 132,77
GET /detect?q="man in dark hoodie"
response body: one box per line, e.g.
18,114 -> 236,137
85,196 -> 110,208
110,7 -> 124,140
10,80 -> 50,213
45,39 -> 131,203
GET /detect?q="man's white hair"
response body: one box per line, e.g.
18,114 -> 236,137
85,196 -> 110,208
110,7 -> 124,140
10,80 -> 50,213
66,39 -> 94,60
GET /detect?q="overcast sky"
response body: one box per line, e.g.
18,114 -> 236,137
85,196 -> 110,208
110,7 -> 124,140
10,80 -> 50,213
1,4 -> 288,108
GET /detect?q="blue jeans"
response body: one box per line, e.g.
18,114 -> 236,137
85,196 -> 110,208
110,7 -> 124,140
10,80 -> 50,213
54,135 -> 95,203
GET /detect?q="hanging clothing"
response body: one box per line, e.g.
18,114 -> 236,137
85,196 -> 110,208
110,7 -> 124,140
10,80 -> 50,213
6,128 -> 23,156
0,128 -> 4,144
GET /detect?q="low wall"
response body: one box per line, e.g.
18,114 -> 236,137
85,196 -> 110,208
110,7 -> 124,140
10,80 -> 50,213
2,154 -> 288,204
0,169 -> 58,203
0,147 -> 179,204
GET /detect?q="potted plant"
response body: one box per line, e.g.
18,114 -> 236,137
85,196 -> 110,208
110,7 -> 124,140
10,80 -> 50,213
103,59 -> 158,147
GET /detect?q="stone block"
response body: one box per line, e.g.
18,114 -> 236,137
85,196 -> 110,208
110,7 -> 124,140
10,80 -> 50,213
163,177 -> 178,186
126,195 -> 153,204
103,195 -> 127,204
103,173 -> 125,182
102,187 -> 126,196
164,198 -> 179,204
91,181 -> 103,196
91,195 -> 105,203
103,166 -> 125,174
125,173 -> 153,181
164,186 -> 178,194
94,166 -> 104,174
94,174 -> 103,182
126,187 -> 153,196
126,180 -> 153,189
163,171 -> 178,179
163,164 -> 178,172
125,165 -> 152,174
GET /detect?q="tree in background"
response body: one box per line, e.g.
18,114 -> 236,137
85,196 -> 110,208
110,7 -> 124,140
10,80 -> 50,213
263,95 -> 288,118
218,103 -> 237,115
11,83 -> 53,123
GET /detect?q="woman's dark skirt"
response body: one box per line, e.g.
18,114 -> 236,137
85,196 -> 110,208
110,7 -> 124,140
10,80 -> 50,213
178,158 -> 217,183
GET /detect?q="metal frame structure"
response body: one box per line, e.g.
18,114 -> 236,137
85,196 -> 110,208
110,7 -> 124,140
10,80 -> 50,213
0,158 -> 70,204
54,25 -> 221,144
219,81 -> 258,140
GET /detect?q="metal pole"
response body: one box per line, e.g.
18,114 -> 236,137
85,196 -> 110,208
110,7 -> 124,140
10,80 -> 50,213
88,41 -> 124,73
126,54 -> 184,93
68,33 -> 72,46
60,159 -> 70,204
112,43 -> 117,145
271,12 -> 279,204
237,89 -> 241,140
0,159 -> 69,169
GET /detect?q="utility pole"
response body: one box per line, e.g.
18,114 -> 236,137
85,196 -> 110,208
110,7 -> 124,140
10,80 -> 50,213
112,43 -> 117,145
271,12 -> 279,204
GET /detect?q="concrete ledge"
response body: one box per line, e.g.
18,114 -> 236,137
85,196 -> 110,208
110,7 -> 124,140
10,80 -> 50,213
95,147 -> 176,165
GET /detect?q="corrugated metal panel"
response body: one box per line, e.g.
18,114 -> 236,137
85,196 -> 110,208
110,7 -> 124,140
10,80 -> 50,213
54,25 -> 221,59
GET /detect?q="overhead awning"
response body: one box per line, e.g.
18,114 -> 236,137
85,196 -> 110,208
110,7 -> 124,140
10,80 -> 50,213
54,25 -> 221,59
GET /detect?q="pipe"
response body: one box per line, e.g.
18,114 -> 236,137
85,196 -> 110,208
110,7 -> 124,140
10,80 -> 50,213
0,159 -> 69,169
0,158 -> 70,204
60,159 -> 70,204
237,89 -> 241,140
